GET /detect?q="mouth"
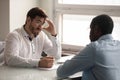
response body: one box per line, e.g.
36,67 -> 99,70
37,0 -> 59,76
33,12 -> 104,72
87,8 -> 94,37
32,29 -> 41,37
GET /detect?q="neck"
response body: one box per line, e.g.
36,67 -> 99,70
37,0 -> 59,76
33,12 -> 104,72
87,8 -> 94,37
24,25 -> 34,39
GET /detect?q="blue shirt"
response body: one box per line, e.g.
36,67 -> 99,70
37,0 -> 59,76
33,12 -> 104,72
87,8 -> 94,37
57,34 -> 120,80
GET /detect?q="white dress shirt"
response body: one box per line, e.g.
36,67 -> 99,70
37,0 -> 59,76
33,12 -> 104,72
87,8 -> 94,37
57,34 -> 120,80
4,27 -> 61,67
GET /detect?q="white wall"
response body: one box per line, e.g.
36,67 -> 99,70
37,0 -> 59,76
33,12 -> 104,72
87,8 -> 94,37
0,0 -> 9,41
10,0 -> 41,32
0,0 -> 54,41
39,0 -> 54,21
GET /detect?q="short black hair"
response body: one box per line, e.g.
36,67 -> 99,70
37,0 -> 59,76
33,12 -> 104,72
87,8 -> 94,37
27,7 -> 48,20
90,14 -> 114,35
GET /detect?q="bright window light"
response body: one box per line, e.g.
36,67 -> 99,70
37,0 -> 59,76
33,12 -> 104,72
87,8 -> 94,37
55,0 -> 120,49
62,14 -> 120,46
62,14 -> 94,46
58,0 -> 120,5
112,17 -> 120,40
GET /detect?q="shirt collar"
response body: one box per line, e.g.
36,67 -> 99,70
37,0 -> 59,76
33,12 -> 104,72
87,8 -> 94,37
21,26 -> 29,38
98,34 -> 113,41
21,26 -> 41,41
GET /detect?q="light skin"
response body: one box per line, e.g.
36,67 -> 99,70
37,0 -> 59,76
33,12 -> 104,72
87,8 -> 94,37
25,16 -> 57,38
24,16 -> 56,68
39,56 -> 54,68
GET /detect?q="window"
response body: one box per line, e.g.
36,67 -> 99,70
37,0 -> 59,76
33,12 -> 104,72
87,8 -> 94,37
58,0 -> 120,5
62,14 -> 93,46
54,0 -> 120,51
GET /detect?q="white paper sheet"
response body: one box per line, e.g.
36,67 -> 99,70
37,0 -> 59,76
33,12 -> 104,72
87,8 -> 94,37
39,64 -> 59,71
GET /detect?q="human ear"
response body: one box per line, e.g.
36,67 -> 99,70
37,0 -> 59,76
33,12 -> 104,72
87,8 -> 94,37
94,25 -> 102,36
26,17 -> 31,24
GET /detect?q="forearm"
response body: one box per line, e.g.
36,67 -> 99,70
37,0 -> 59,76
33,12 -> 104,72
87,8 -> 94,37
4,54 -> 39,67
57,59 -> 78,78
46,35 -> 61,60
57,46 -> 95,78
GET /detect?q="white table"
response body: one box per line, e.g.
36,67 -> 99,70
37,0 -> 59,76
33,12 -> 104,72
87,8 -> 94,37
0,55 -> 82,80
0,65 -> 58,80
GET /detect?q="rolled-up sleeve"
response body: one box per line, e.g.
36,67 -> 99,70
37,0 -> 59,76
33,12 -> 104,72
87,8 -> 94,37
44,34 -> 61,60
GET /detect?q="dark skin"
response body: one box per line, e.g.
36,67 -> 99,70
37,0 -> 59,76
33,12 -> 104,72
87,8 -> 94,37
89,25 -> 102,42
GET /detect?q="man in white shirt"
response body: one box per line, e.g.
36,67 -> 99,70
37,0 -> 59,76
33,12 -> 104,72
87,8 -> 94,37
57,14 -> 120,80
4,7 -> 61,68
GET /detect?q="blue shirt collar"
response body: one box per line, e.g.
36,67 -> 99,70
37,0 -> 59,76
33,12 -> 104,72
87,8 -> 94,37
98,34 -> 113,41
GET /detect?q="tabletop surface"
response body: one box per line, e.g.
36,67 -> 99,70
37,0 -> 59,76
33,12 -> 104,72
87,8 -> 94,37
0,55 -> 82,80
0,65 -> 58,80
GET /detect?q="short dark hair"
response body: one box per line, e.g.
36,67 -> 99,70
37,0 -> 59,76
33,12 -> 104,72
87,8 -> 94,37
90,14 -> 114,35
27,7 -> 48,20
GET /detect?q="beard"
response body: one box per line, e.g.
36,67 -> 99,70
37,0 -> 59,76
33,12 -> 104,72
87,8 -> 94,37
29,25 -> 41,38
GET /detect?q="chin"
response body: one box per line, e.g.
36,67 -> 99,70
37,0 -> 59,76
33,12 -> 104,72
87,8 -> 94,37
33,33 -> 38,37
33,31 -> 41,37
34,34 -> 39,37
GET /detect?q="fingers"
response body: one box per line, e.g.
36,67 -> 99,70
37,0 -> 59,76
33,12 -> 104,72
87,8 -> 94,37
42,19 -> 57,36
39,56 -> 54,68
46,19 -> 54,29
47,62 -> 54,68
41,56 -> 54,60
46,19 -> 53,25
45,56 -> 54,59
42,20 -> 49,28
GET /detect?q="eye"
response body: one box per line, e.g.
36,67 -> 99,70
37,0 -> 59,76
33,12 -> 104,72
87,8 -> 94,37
36,21 -> 43,25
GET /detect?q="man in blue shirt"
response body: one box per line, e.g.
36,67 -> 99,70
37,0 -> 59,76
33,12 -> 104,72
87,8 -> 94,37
57,14 -> 120,80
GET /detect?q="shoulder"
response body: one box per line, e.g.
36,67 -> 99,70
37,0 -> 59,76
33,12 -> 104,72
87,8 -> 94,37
38,31 -> 48,38
6,28 -> 21,40
86,41 -> 98,49
82,41 -> 100,54
89,39 -> 120,52
40,31 -> 46,36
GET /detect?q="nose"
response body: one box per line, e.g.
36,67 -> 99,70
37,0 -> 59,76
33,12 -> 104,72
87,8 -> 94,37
37,25 -> 42,30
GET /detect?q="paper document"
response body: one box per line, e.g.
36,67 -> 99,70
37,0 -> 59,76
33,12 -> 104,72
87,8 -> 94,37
39,55 -> 75,71
39,64 -> 59,71
57,55 -> 75,64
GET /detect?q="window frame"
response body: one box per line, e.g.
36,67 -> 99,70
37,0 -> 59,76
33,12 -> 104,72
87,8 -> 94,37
53,0 -> 120,50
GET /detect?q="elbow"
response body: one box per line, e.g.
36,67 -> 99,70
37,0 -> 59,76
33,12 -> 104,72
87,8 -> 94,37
4,56 -> 12,66
4,53 -> 15,66
57,69 -> 63,79
57,66 -> 68,79
55,54 -> 61,60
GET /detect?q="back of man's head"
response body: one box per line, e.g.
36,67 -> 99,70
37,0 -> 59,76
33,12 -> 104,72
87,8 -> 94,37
90,14 -> 114,35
